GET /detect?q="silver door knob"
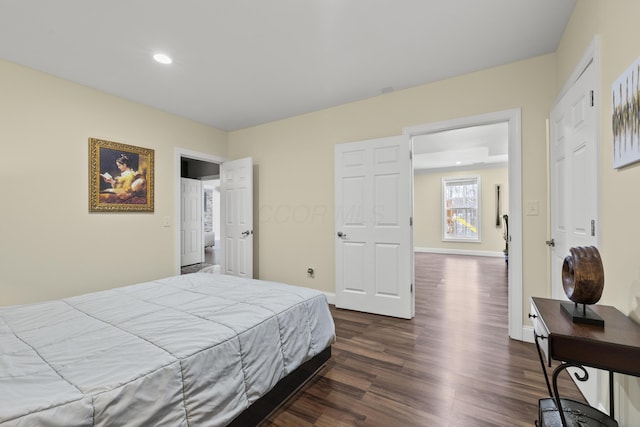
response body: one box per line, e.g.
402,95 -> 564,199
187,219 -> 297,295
241,230 -> 253,237
546,239 -> 555,247
337,231 -> 347,239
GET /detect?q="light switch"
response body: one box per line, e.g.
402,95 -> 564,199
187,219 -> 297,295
163,216 -> 171,227
526,200 -> 539,216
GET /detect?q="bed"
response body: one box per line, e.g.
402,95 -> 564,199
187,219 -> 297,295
0,273 -> 335,426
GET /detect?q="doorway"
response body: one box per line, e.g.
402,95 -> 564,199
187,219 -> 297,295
174,148 -> 226,274
180,160 -> 221,273
404,108 -> 523,340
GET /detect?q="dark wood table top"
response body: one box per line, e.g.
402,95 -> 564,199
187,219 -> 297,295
531,297 -> 640,377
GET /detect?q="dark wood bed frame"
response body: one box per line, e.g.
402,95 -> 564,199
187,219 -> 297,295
228,346 -> 331,426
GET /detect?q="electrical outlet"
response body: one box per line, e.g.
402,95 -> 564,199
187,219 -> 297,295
307,267 -> 314,278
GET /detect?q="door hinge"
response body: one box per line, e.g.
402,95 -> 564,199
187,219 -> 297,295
591,219 -> 595,236
590,90 -> 595,107
411,283 -> 413,293
410,217 -> 413,226
409,150 -> 413,160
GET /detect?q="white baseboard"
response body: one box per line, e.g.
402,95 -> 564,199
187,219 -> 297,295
522,325 -> 534,343
415,247 -> 505,258
324,292 -> 336,305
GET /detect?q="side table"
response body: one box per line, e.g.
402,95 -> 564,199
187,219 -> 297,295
530,297 -> 640,425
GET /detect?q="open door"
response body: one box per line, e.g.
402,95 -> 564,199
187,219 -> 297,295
549,57 -> 599,406
220,157 -> 253,278
180,177 -> 203,266
550,60 -> 599,300
335,136 -> 414,319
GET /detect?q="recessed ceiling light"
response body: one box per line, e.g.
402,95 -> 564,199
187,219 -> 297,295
153,53 -> 172,65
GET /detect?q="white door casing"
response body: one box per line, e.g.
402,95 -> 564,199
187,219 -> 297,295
335,136 -> 414,319
549,46 -> 600,407
181,178 -> 203,266
220,157 -> 253,278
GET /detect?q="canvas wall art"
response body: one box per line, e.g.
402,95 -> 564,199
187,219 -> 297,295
612,57 -> 640,168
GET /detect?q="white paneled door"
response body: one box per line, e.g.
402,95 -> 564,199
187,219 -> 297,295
549,60 -> 599,300
549,57 -> 599,405
181,178 -> 203,266
220,157 -> 253,278
335,136 -> 414,319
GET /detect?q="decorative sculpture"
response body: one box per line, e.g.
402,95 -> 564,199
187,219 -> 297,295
561,246 -> 605,326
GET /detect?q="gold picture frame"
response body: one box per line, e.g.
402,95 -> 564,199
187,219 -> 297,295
89,138 -> 154,212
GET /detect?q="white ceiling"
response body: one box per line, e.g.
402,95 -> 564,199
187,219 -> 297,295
0,0 -> 575,132
413,122 -> 509,172
413,122 -> 509,171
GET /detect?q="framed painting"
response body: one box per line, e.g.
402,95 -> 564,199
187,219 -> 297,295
89,138 -> 154,212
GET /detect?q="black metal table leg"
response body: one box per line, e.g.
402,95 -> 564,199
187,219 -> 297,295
534,333 -> 553,397
609,370 -> 614,420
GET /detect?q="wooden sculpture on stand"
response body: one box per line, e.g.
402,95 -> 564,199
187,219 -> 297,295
561,246 -> 605,326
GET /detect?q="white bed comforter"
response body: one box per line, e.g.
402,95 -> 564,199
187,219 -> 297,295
0,274 -> 335,427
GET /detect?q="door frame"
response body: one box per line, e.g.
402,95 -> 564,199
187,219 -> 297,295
548,37 -> 600,406
173,148 -> 227,274
404,108 -> 523,340
550,46 -> 600,300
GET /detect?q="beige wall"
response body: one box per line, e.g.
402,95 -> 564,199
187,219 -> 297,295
414,167 -> 508,253
228,54 -> 556,302
0,60 -> 228,306
555,1 -> 640,423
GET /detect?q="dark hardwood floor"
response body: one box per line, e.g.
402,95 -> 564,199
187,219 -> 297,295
263,253 -> 585,426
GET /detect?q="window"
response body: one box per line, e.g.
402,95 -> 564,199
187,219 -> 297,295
443,176 -> 480,241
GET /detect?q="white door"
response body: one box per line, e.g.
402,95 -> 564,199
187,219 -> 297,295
549,61 -> 599,299
181,177 -> 203,266
335,136 -> 414,319
549,59 -> 599,404
220,157 -> 253,278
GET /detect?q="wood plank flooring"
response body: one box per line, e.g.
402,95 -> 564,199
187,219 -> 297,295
263,253 -> 585,426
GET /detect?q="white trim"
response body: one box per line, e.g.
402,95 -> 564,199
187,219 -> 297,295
507,110 -> 523,341
555,36 -> 600,104
414,247 -> 504,258
324,292 -> 336,305
522,325 -> 534,343
404,108 -> 523,340
174,148 -> 227,275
